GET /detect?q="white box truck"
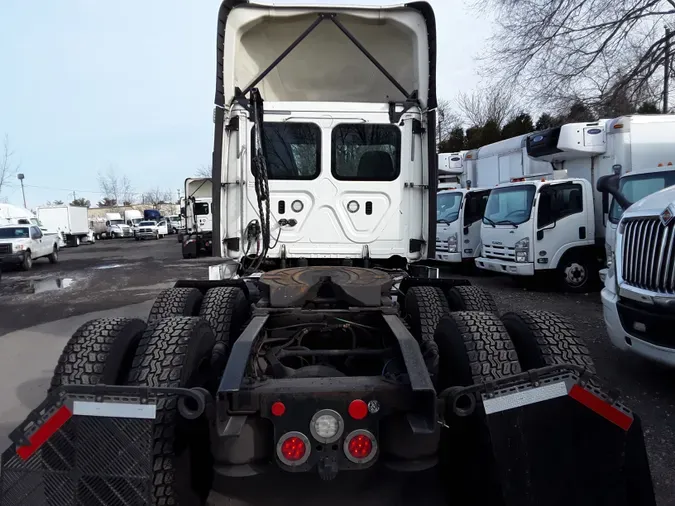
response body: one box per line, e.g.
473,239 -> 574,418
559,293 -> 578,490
463,134 -> 554,188
105,212 -> 133,238
438,151 -> 466,189
124,209 -> 144,237
476,115 -> 675,291
36,205 -> 91,247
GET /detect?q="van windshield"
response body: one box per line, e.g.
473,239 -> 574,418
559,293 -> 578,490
484,185 -> 536,226
437,192 -> 462,224
110,220 -> 124,225
609,171 -> 675,223
254,122 -> 321,180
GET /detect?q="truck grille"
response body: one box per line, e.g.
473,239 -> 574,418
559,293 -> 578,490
436,239 -> 448,252
0,244 -> 11,254
483,244 -> 515,261
140,228 -> 152,233
621,217 -> 675,293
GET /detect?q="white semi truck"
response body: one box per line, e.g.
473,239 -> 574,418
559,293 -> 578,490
0,4 -> 657,506
104,212 -> 133,238
598,175 -> 675,366
476,115 -> 675,291
36,205 -> 90,247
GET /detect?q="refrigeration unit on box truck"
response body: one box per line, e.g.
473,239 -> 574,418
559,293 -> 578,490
475,115 -> 675,292
36,205 -> 90,247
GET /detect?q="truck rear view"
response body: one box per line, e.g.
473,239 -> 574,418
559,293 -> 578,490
0,2 -> 657,506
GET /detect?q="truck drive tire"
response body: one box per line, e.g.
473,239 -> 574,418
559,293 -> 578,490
48,246 -> 58,264
127,317 -> 216,505
198,286 -> 250,374
434,312 -> 521,506
49,318 -> 148,390
148,287 -> 203,323
500,310 -> 596,373
446,285 -> 498,313
21,250 -> 32,271
404,286 -> 450,379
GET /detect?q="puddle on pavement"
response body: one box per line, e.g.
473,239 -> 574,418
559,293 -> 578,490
94,264 -> 124,270
0,277 -> 75,296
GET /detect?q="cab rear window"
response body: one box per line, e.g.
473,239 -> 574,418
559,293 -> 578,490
252,122 -> 321,180
331,124 -> 401,181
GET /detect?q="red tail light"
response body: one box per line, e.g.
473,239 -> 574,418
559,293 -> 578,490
276,431 -> 310,466
344,429 -> 377,464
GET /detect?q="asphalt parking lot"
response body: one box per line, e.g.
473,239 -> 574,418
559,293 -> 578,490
0,242 -> 673,504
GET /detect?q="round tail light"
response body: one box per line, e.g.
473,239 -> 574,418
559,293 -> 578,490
344,429 -> 377,464
276,431 -> 310,466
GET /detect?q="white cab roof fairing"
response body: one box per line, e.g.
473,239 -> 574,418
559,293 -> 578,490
215,1 -> 437,108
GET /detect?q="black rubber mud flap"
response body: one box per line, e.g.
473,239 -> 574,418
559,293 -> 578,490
0,389 -> 158,505
479,378 -> 656,506
434,312 -> 521,506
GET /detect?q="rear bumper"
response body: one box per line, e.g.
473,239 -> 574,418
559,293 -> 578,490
601,288 -> 675,366
475,257 -> 534,276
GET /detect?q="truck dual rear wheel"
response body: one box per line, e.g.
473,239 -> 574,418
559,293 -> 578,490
501,310 -> 596,373
148,287 -> 203,322
445,285 -> 498,313
49,318 -> 148,391
199,286 -> 250,375
127,317 -> 216,505
434,312 -> 521,506
404,286 -> 450,379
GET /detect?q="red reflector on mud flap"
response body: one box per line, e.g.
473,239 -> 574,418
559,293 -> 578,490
569,384 -> 633,431
16,405 -> 73,461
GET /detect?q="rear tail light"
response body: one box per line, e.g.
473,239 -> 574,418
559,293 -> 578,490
344,429 -> 377,464
277,431 -> 310,466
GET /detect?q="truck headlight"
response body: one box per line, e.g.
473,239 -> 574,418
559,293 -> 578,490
447,233 -> 458,253
515,237 -> 529,263
14,243 -> 25,251
605,243 -> 613,270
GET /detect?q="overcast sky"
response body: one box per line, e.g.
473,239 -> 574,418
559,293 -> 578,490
0,0 -> 493,209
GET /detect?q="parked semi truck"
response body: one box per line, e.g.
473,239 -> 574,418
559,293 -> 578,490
598,175 -> 675,366
182,177 -> 213,258
476,116 -> 675,291
35,205 -> 90,247
0,3 -> 656,506
104,212 -> 132,238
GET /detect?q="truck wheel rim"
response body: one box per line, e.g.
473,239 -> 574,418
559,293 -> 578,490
564,262 -> 587,286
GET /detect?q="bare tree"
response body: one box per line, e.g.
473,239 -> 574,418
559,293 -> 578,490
142,187 -> 173,209
98,167 -> 135,206
196,164 -> 212,178
477,0 -> 675,110
0,135 -> 19,198
436,99 -> 463,145
456,87 -> 516,127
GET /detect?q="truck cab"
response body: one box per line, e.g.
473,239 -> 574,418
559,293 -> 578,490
476,176 -> 598,291
599,179 -> 675,366
210,2 -> 437,272
436,187 -> 491,263
603,165 -> 675,281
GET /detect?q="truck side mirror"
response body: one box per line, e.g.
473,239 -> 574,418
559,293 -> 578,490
597,174 -> 632,210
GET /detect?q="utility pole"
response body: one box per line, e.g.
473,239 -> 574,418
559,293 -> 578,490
17,173 -> 26,208
71,191 -> 77,203
437,109 -> 445,153
665,27 -> 671,114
